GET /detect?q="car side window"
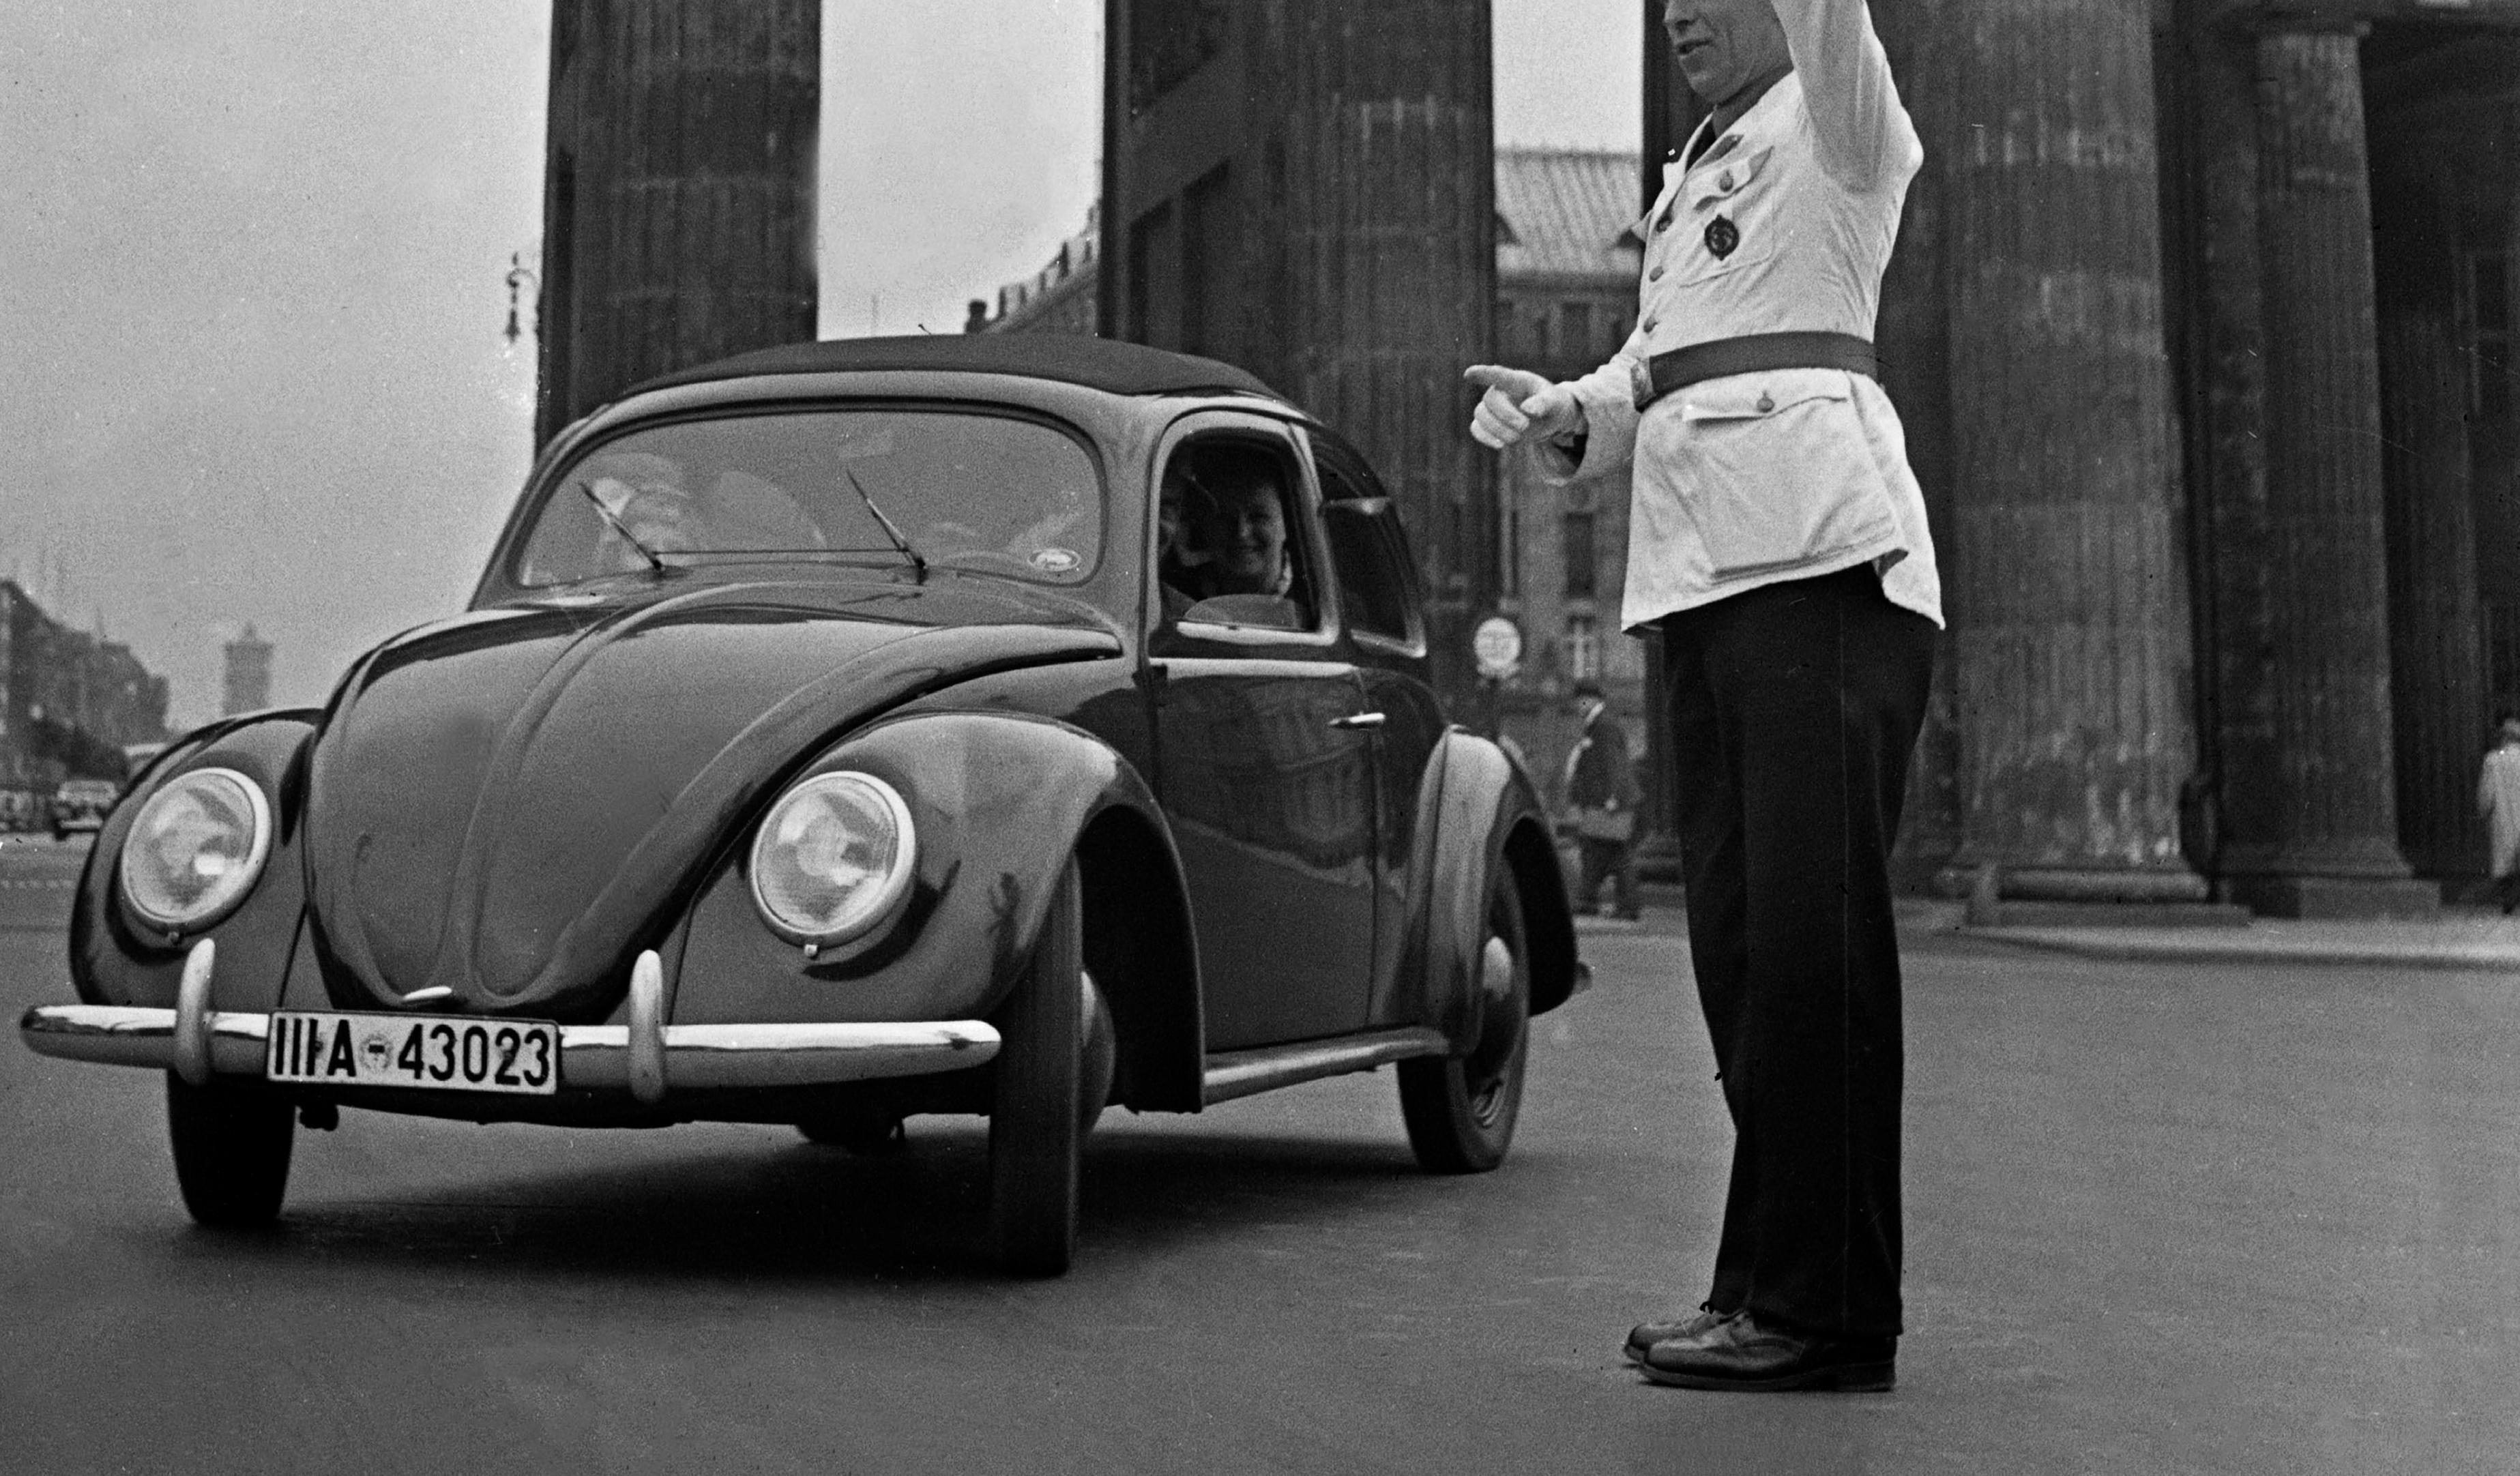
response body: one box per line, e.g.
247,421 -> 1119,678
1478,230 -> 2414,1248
1157,434 -> 1323,634
1308,433 -> 1424,652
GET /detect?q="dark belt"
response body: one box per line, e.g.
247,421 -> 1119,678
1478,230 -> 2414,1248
1630,331 -> 1879,412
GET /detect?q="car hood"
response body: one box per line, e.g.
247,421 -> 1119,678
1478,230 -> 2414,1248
302,574 -> 1121,1016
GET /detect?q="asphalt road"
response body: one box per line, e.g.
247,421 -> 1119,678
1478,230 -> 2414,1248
4,838 -> 2515,1474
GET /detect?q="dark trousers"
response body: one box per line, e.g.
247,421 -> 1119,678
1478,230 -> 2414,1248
1576,835 -> 1639,916
1657,566 -> 1936,1340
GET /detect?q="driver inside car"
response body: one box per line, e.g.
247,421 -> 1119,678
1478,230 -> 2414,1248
586,451 -> 709,570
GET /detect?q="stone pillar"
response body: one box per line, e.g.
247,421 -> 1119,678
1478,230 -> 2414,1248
1258,1 -> 1497,701
1871,0 -> 1962,890
2204,20 -> 2433,916
2185,19 -> 2272,896
2367,40 -> 2520,889
2376,310 -> 2486,883
536,0 -> 819,447
1941,0 -> 2204,901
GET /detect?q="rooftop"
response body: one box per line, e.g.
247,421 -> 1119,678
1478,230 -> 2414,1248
627,332 -> 1280,402
1496,147 -> 1643,282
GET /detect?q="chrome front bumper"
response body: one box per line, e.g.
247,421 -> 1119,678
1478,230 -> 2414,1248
16,941 -> 1000,1104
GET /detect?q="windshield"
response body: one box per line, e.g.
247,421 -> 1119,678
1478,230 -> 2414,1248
509,408 -> 1102,588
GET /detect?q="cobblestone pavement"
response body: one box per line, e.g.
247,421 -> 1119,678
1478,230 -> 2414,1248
5,878 -> 2515,1473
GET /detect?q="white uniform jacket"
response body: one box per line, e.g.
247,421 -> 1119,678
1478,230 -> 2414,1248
1536,0 -> 1944,631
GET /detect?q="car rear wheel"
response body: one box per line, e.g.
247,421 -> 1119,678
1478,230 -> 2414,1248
988,857 -> 1085,1275
165,1074 -> 295,1227
1398,861 -> 1530,1173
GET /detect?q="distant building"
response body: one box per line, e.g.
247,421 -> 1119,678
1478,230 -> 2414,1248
972,153 -> 1644,803
1487,149 -> 1645,803
222,624 -> 272,716
0,582 -> 171,807
976,205 -> 1100,338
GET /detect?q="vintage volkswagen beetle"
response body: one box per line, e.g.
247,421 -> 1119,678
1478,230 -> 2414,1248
18,335 -> 1583,1273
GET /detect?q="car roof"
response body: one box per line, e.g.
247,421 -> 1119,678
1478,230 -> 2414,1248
626,334 -> 1285,403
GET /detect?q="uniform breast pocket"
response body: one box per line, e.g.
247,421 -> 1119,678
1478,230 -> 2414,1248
1673,375 -> 1901,579
1674,147 -> 1776,287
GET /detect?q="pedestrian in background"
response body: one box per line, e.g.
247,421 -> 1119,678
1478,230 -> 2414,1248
1465,0 -> 1937,1393
2480,710 -> 2520,913
1562,683 -> 1642,919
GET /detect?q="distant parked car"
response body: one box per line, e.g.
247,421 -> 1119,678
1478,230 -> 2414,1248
49,778 -> 120,840
18,334 -> 1585,1275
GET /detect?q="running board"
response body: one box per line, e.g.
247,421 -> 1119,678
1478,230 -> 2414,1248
1201,1027 -> 1450,1106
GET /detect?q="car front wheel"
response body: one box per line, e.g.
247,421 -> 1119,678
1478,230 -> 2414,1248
988,857 -> 1085,1275
166,1074 -> 295,1227
1398,861 -> 1530,1173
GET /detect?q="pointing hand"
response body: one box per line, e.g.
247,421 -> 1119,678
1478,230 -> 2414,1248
1464,364 -> 1585,451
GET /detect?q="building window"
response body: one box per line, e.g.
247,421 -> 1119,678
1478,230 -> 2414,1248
1565,615 -> 1601,682
1564,511 -> 1596,597
2470,250 -> 2512,419
1559,301 -> 1593,361
1503,499 -> 1521,597
2490,600 -> 2520,722
1182,164 -> 1231,357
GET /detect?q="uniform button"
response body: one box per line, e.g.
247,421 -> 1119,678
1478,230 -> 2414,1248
1643,316 -> 1659,334
1655,209 -> 1673,233
1648,265 -> 1665,282
1718,170 -> 1735,192
1756,392 -> 1776,413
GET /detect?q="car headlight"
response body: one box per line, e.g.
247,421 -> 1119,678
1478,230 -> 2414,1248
118,767 -> 273,934
748,771 -> 918,950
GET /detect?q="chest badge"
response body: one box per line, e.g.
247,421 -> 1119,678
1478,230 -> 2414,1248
1705,215 -> 1740,261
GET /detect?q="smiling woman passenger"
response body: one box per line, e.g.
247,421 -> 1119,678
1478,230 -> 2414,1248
1158,445 -> 1297,623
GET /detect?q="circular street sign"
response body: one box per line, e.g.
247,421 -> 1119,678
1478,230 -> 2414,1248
1472,615 -> 1523,679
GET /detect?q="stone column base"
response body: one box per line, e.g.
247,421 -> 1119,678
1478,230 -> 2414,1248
1932,862 -> 2210,904
2226,874 -> 2442,919
1633,832 -> 1684,885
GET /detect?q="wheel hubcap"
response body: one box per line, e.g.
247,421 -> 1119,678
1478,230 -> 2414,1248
1478,936 -> 1515,1005
1464,932 -> 1521,1125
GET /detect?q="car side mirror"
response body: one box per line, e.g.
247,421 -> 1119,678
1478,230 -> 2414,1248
1180,593 -> 1308,630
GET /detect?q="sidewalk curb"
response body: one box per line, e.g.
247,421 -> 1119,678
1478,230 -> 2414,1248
1956,928 -> 2520,973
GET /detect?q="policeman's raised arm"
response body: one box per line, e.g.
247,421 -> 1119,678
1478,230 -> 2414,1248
1771,0 -> 1920,190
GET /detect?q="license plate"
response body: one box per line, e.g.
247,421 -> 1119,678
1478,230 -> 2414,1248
265,1012 -> 559,1095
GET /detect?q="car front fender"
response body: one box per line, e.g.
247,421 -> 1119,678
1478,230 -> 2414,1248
669,709 -> 1203,1105
69,712 -> 321,1017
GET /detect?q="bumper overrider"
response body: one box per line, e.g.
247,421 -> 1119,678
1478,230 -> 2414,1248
16,938 -> 1001,1104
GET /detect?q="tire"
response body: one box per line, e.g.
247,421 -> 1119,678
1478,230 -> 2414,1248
1398,860 -> 1531,1173
165,1074 -> 295,1227
988,857 -> 1085,1275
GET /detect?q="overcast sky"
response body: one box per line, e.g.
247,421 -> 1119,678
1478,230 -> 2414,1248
2,1 -> 1639,728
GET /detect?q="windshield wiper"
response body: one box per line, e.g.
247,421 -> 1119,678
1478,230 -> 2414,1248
578,482 -> 668,574
842,467 -> 927,582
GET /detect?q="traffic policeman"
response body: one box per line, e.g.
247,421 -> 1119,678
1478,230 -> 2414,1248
1466,0 -> 1940,1393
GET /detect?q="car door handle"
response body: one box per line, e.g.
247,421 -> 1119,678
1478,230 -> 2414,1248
1328,711 -> 1386,731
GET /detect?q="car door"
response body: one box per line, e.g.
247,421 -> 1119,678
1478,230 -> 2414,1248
1307,428 -> 1448,1020
1147,412 -> 1380,1050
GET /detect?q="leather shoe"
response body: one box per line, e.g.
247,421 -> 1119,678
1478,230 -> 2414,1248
1637,1312 -> 1895,1391
1621,1304 -> 1737,1364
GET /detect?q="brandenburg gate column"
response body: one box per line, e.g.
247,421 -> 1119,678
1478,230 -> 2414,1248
2199,8 -> 2433,916
1939,0 -> 2206,902
536,0 -> 820,447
